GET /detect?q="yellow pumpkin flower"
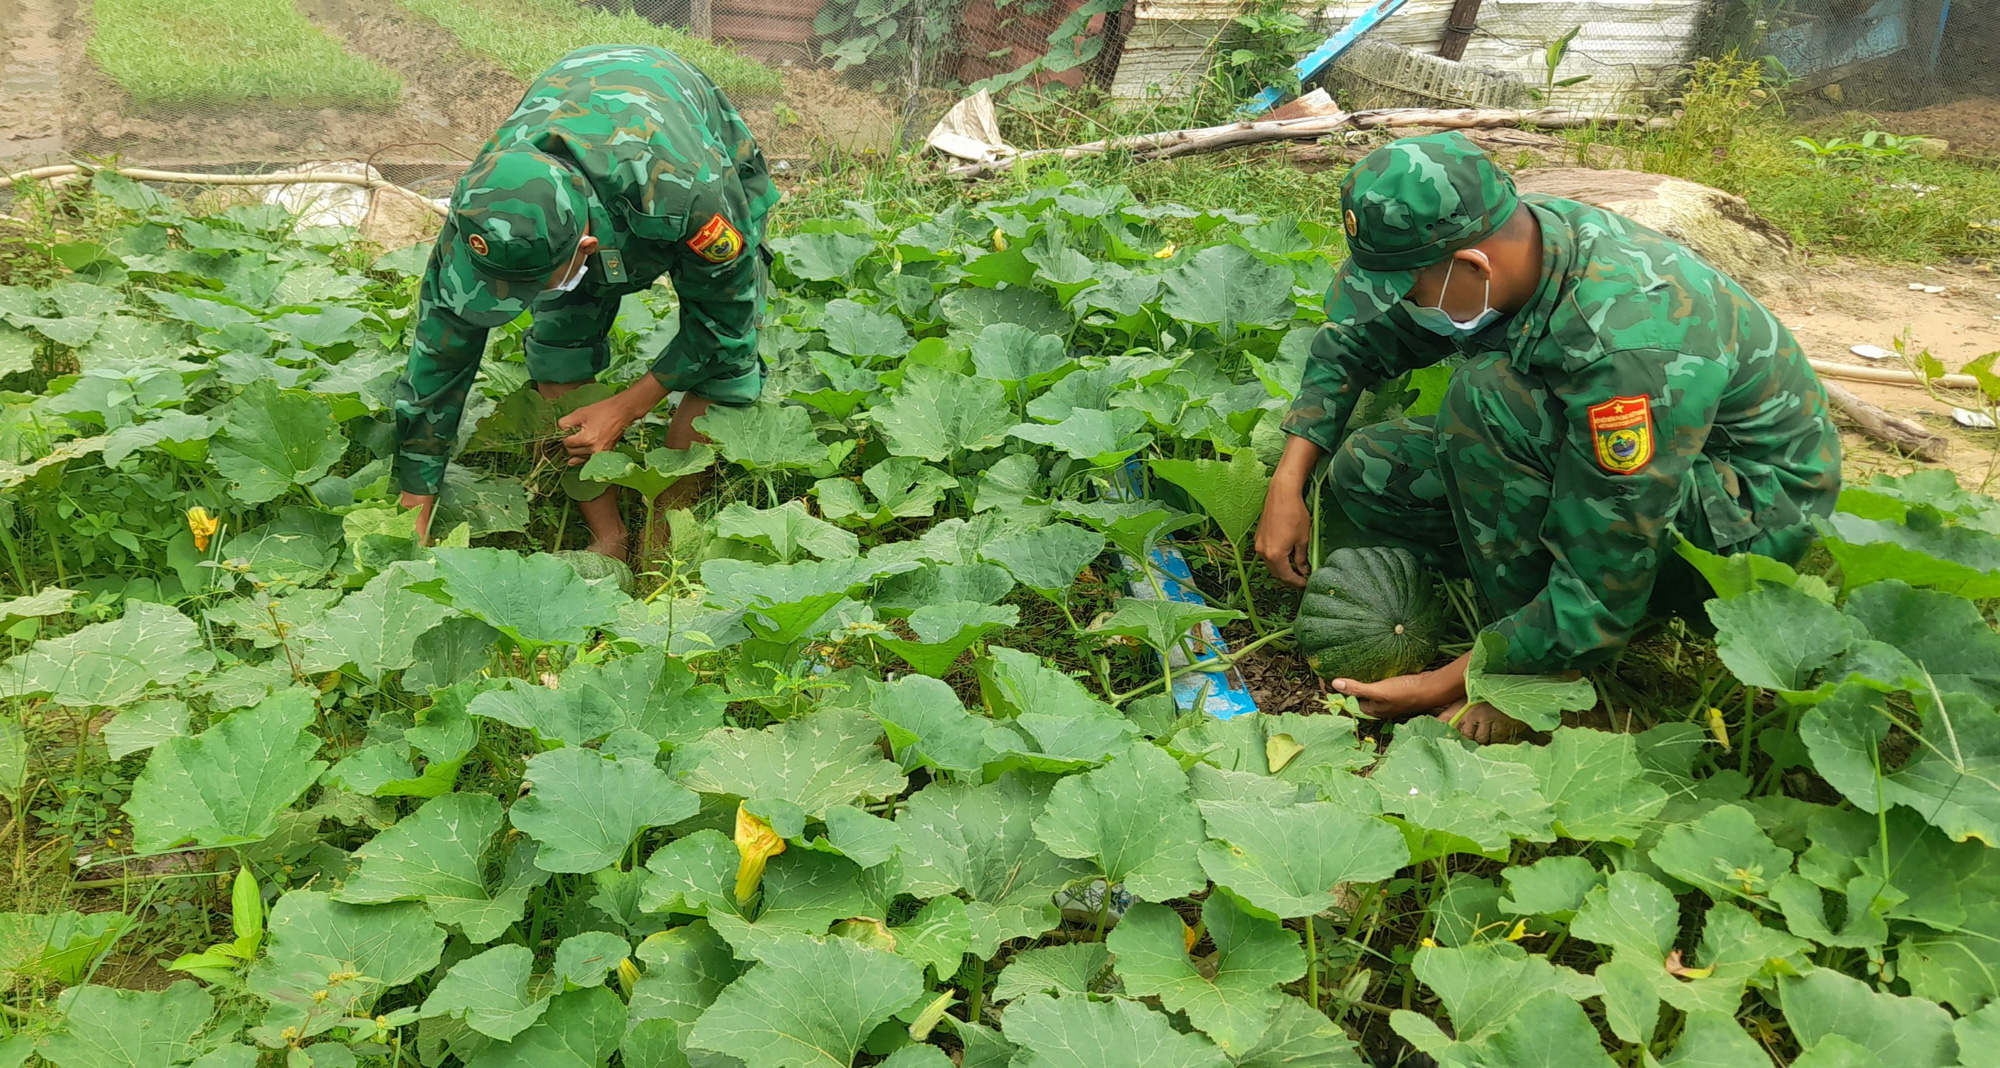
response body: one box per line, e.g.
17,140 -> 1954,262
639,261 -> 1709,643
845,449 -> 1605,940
186,507 -> 219,552
733,804 -> 786,905
1505,919 -> 1529,942
992,228 -> 1008,251
1706,706 -> 1731,753
1154,243 -> 1178,259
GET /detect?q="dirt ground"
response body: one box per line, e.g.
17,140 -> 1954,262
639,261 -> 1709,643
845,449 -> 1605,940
1864,96 -> 2000,159
0,0 -> 900,171
1769,261 -> 2000,487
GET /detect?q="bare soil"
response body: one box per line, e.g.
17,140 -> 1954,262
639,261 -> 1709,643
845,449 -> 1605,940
1768,261 -> 2000,488
1861,96 -> 2000,159
0,0 -> 70,167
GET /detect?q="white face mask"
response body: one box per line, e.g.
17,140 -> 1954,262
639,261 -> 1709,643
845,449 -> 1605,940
542,260 -> 587,296
1405,254 -> 1500,336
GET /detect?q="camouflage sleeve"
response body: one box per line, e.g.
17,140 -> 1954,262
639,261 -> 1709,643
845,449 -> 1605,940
1486,347 -> 1730,673
393,254 -> 493,496
652,163 -> 777,406
1280,311 -> 1445,453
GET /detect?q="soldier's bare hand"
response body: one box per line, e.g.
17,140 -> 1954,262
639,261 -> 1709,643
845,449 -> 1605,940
1331,671 -> 1453,720
399,492 -> 437,545
557,397 -> 638,465
1255,489 -> 1314,588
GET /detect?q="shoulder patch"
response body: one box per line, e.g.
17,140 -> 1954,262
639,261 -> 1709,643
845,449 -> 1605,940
687,213 -> 744,264
1587,395 -> 1654,474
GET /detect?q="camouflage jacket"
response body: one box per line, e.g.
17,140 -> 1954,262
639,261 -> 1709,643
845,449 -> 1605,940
395,45 -> 778,495
1284,194 -> 1842,672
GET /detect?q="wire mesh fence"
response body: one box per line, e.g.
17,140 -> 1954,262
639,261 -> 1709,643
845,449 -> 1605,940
0,0 -> 1992,179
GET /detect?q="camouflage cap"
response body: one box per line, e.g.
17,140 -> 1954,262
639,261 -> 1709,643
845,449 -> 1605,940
436,147 -> 591,325
1325,132 -> 1520,327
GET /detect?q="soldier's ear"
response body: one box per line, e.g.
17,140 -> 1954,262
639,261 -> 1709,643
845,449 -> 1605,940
579,234 -> 602,257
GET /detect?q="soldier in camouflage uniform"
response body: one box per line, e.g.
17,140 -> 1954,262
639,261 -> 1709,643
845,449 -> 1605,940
394,44 -> 777,559
1255,133 -> 1840,743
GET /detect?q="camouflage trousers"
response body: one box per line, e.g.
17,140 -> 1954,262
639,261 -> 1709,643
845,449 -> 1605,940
1328,352 -> 1819,623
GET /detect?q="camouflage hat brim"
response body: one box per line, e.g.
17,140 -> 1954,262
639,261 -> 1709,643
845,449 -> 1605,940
1324,259 -> 1417,328
433,219 -> 556,328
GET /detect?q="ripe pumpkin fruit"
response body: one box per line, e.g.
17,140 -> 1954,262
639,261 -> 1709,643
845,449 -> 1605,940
1295,546 -> 1445,681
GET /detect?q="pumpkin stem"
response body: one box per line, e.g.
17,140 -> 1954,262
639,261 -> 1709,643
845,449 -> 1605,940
1394,624 -> 1406,635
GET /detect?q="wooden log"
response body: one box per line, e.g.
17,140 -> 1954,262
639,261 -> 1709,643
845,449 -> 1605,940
946,107 -> 1671,177
1438,0 -> 1483,61
1822,380 -> 1950,461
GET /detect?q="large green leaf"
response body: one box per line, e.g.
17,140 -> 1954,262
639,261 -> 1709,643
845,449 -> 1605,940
578,445 -> 715,501
512,747 -> 700,873
772,232 -> 874,282
468,678 -> 620,748
562,650 -> 727,750
1841,580 -> 2000,704
873,365 -> 1014,462
1491,727 -> 1668,845
1002,993 -> 1230,1068
971,323 -> 1072,390
42,981 -> 216,1068
1197,798 -> 1408,919
248,889 -> 443,1036
980,523 -> 1104,604
334,792 -> 547,942
430,547 -> 626,648
701,558 -> 901,646
126,689 -> 324,853
991,943 -> 1110,1002
1779,969 -> 1957,1067
821,298 -> 911,359
1031,742 -> 1207,902
1817,510 -> 2000,599
1160,245 -> 1294,343
898,773 -> 1092,957
874,601 -> 1018,677
1234,1000 -> 1367,1068
1708,585 -> 1855,693
716,501 -> 859,563
871,675 -> 998,777
464,986 -> 627,1068
624,920 -> 743,1067
1011,407 -> 1153,467
978,645 -> 1118,721
1171,711 -> 1375,799
1662,1011 -> 1777,1067
1108,895 -> 1304,1054
1370,729 -> 1553,861
695,403 -> 834,473
421,944 -> 550,1041
1150,452 -> 1269,545
209,379 -> 347,504
1802,683 -> 2000,845
672,708 -> 906,819
1090,597 -> 1242,660
685,936 -> 922,1068
297,561 -> 455,683
0,600 -> 211,707
1650,804 -> 1793,901
1390,944 -> 1609,1067
1462,632 -> 1599,732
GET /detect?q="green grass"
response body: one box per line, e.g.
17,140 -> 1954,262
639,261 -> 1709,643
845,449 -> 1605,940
87,0 -> 404,108
393,0 -> 782,97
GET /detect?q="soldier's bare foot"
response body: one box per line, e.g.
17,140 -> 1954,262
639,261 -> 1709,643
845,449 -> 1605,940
1437,701 -> 1530,745
585,537 -> 629,564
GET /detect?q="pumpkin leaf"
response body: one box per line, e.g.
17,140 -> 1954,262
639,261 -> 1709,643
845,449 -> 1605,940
125,689 -> 324,854
1001,993 -> 1231,1068
334,792 -> 547,942
980,523 -> 1104,607
899,773 -> 1091,958
873,601 -> 1018,677
1197,798 -> 1409,919
1031,742 -> 1207,902
0,600 -> 211,708
672,707 -> 907,819
511,747 -> 700,874
209,379 -> 347,504
1463,632 -> 1598,732
1150,452 -> 1270,545
991,943 -> 1110,1002
873,365 -> 1014,462
685,936 -> 922,1068
42,982 -> 216,1068
248,890 -> 444,1037
1108,895 -> 1304,1054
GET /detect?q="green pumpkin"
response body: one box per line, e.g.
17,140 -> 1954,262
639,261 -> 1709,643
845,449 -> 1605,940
552,549 -> 636,596
1295,546 -> 1444,682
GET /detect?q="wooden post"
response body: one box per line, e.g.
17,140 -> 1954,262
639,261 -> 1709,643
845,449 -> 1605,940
1438,0 -> 1482,60
689,0 -> 713,38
